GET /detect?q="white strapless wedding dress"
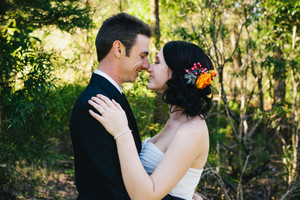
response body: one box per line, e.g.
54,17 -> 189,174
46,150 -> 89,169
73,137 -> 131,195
139,137 -> 203,200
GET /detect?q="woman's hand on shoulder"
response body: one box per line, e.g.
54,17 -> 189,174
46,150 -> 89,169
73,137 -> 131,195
88,94 -> 129,137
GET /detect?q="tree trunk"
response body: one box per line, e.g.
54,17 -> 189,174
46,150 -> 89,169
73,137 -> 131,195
150,0 -> 160,59
115,0 -> 123,12
290,69 -> 299,184
290,27 -> 299,183
258,71 -> 264,111
150,0 -> 167,126
273,49 -> 286,105
230,21 -> 244,141
230,22 -> 242,102
85,0 -> 93,73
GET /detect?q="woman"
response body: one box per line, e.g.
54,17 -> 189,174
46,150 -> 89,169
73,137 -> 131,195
88,41 -> 216,200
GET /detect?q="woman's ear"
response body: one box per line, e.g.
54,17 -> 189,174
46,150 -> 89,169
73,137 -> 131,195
112,40 -> 124,58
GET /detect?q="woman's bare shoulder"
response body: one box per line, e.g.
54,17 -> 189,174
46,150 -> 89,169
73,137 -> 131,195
174,117 -> 209,168
179,117 -> 208,137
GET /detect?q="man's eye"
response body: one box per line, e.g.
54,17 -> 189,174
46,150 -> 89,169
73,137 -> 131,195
155,61 -> 159,64
140,55 -> 145,59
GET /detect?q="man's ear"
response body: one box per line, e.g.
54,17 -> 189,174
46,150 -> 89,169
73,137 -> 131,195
112,40 -> 124,58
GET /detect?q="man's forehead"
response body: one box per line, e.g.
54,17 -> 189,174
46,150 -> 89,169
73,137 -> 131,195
134,34 -> 149,48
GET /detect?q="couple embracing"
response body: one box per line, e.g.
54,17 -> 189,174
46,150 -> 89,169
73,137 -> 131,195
70,12 -> 216,200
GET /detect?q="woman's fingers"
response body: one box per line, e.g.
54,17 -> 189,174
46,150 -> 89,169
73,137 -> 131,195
89,109 -> 103,123
112,99 -> 123,111
96,94 -> 116,108
91,96 -> 109,111
88,99 -> 106,115
89,95 -> 123,115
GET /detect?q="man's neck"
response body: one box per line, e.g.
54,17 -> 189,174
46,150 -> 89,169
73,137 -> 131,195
97,60 -> 122,87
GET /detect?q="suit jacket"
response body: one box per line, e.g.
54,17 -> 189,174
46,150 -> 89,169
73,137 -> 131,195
70,73 -> 183,200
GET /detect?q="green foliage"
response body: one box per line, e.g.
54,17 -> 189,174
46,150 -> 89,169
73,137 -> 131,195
0,0 -> 93,195
0,82 -> 85,191
1,0 -> 93,31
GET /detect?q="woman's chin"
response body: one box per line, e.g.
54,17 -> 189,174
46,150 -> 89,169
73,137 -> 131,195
147,84 -> 165,93
147,84 -> 153,91
147,84 -> 155,91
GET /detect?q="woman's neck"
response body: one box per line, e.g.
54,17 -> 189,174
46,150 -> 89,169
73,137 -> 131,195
167,107 -> 188,124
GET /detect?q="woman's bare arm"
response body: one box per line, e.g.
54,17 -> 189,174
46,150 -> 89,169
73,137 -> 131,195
88,95 -> 208,200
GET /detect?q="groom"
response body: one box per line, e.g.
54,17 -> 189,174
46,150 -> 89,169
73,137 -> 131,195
70,13 -> 181,199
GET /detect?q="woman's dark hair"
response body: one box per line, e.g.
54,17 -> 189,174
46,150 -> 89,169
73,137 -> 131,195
95,12 -> 152,62
162,41 -> 214,118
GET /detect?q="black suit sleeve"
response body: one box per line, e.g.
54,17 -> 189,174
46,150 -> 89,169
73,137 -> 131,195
71,91 -> 130,199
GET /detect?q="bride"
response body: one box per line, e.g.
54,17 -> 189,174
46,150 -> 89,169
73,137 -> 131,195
88,41 -> 216,200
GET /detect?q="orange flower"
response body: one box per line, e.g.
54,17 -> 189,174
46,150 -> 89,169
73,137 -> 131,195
195,72 -> 212,89
210,70 -> 216,77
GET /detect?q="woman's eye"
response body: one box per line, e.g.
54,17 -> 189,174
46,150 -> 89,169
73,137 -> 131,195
155,61 -> 159,64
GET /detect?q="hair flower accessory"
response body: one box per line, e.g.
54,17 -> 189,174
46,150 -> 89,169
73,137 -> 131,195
184,62 -> 217,89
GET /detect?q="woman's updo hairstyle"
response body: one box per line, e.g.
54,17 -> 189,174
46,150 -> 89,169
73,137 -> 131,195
162,41 -> 214,117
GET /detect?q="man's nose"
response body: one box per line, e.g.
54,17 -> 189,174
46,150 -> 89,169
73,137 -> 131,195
142,59 -> 150,70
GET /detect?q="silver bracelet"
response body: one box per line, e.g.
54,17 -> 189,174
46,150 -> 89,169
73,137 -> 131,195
114,130 -> 131,140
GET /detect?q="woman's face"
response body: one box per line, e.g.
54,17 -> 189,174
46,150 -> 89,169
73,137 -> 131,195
147,48 -> 172,93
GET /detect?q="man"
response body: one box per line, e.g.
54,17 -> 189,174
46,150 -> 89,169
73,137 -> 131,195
70,13 -> 181,200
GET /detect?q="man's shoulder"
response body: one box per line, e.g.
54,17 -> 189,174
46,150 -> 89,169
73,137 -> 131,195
71,75 -> 119,118
74,84 -> 110,109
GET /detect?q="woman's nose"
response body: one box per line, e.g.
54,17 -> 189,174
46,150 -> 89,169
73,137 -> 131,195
147,64 -> 154,72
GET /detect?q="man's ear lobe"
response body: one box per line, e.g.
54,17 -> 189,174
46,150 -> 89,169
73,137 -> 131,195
112,40 -> 123,58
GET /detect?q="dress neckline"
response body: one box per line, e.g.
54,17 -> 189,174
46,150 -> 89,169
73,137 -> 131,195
144,137 -> 203,173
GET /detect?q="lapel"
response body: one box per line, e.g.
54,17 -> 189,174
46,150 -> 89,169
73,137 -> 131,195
119,93 -> 142,152
90,73 -> 142,152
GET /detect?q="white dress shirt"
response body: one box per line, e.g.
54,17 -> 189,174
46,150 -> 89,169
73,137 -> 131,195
94,69 -> 123,94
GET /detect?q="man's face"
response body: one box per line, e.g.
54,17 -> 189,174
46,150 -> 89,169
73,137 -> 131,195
120,34 -> 150,83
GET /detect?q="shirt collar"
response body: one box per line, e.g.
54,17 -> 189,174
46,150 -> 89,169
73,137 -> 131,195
94,69 -> 123,94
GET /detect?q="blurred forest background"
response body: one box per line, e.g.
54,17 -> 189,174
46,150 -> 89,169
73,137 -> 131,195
0,0 -> 299,199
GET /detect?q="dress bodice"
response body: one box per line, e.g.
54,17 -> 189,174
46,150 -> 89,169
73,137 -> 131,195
139,137 -> 203,200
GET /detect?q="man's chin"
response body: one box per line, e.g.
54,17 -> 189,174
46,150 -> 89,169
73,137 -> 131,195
132,75 -> 139,82
129,78 -> 136,83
